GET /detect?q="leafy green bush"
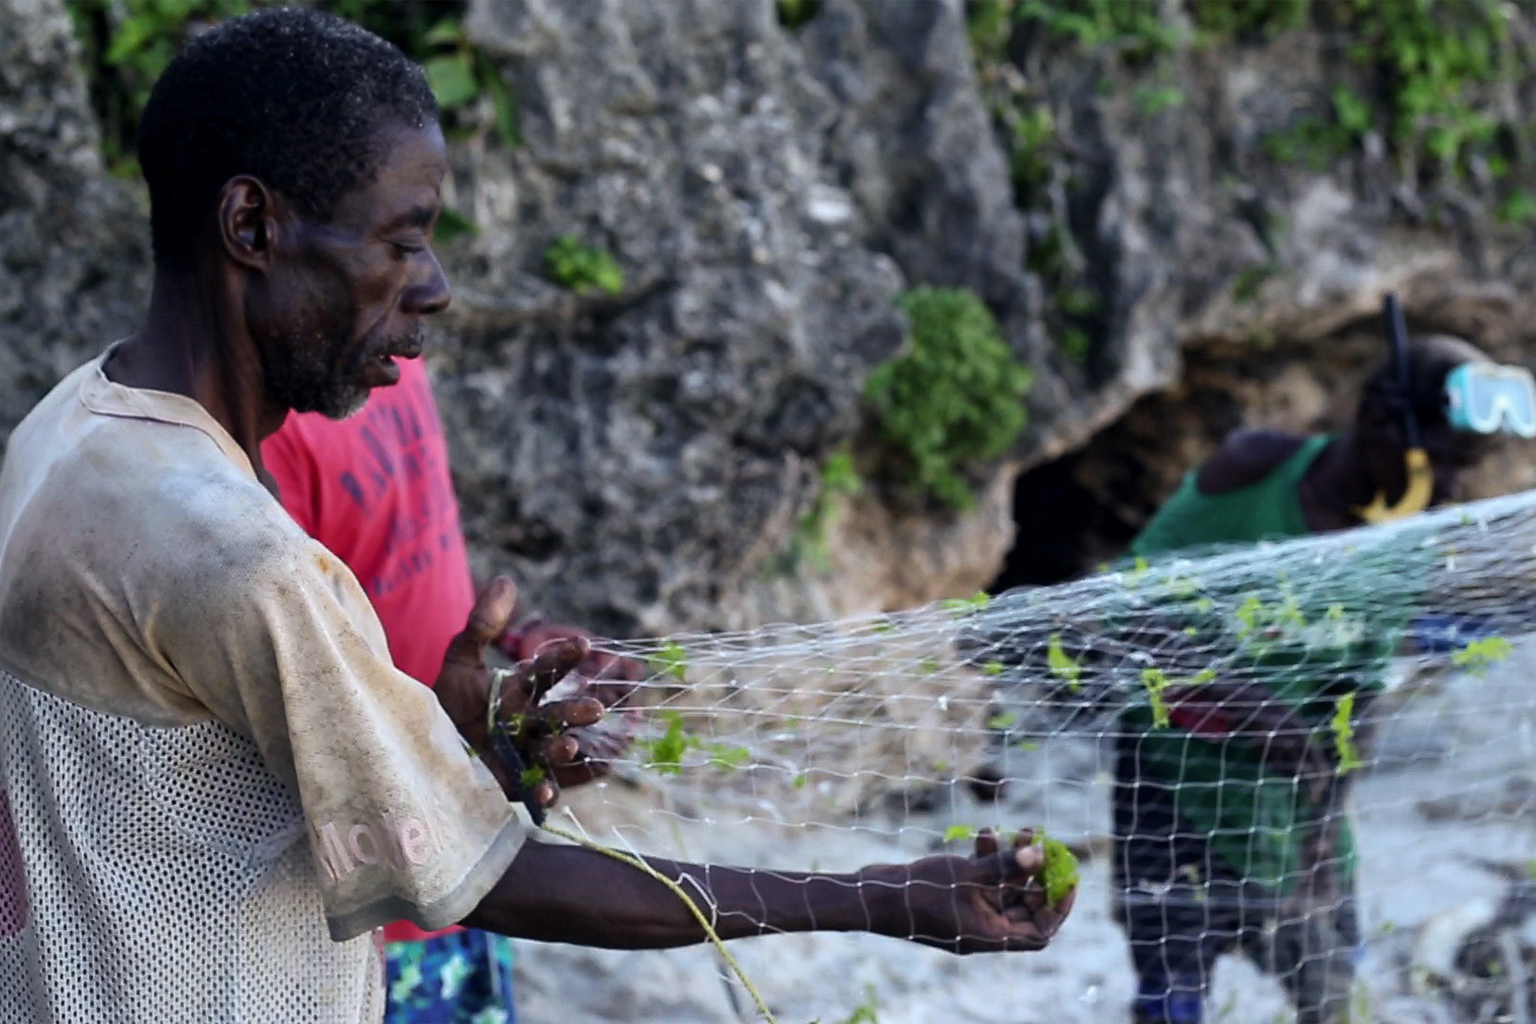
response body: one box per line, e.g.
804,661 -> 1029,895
863,288 -> 1032,510
1336,0 -> 1512,178
543,235 -> 625,296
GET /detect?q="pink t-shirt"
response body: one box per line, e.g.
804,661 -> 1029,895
262,359 -> 478,945
262,358 -> 476,688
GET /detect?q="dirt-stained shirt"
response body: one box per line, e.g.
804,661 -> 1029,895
263,357 -> 479,945
262,357 -> 476,690
0,350 -> 523,1022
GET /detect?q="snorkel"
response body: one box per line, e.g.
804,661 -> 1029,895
1354,293 -> 1435,524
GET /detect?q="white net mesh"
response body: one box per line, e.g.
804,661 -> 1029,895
524,489 -> 1536,1024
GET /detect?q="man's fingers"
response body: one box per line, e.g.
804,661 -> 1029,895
534,696 -> 604,731
490,638 -> 591,718
523,637 -> 590,703
551,759 -> 608,788
1010,844 -> 1045,878
442,578 -> 518,668
506,696 -> 603,737
531,777 -> 558,809
1006,882 -> 1076,939
565,722 -> 630,763
538,733 -> 581,767
586,677 -> 639,710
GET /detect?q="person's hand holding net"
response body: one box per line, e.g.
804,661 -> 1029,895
434,578 -> 607,818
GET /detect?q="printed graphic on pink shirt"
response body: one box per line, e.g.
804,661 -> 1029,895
334,369 -> 464,604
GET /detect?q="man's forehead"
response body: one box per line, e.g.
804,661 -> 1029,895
333,121 -> 447,224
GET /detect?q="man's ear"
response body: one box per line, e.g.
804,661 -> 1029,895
217,175 -> 277,272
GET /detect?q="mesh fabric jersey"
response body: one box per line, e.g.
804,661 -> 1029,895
0,352 -> 523,1021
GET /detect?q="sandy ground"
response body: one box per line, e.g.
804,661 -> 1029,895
511,649 -> 1536,1024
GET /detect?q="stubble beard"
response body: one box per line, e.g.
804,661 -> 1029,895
264,324 -> 370,421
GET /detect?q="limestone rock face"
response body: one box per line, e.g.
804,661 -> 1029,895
0,0 -> 149,444
433,0 -> 1049,634
991,25 -> 1536,585
5,0 -> 1536,630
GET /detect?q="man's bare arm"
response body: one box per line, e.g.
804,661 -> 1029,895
464,829 -> 1073,955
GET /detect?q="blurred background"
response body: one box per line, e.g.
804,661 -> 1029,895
6,3 -> 1536,1019
7,0 -> 1536,637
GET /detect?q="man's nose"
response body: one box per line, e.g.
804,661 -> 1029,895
402,249 -> 451,316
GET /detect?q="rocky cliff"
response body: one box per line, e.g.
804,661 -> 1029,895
4,0 -> 1534,633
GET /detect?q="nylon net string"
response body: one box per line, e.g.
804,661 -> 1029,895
534,490 -> 1536,1024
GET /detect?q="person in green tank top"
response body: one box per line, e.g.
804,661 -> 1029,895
1116,334 -> 1495,1024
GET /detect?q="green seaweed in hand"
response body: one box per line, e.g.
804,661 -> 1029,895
1035,832 -> 1079,907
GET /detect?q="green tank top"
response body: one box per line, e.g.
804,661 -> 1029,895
1130,435 -> 1331,557
1120,434 -> 1371,893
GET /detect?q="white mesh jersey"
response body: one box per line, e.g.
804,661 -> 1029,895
0,352 -> 525,1022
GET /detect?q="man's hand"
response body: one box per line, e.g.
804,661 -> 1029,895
435,579 -> 605,811
862,828 -> 1076,954
547,719 -> 635,789
498,613 -> 646,707
495,608 -> 645,790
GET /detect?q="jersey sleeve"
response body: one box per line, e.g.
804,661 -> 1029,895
154,509 -> 524,941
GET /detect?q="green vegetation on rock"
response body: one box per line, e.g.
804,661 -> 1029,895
863,287 -> 1032,510
544,235 -> 625,296
67,0 -> 510,206
771,448 -> 864,575
963,0 -> 1536,353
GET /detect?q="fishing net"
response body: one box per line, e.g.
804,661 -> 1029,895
534,490 -> 1536,1024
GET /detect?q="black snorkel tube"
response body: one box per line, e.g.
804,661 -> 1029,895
1354,292 -> 1434,524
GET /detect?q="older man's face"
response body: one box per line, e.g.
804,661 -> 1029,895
253,120 -> 451,419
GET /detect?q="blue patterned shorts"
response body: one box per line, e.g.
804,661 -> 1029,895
384,929 -> 517,1024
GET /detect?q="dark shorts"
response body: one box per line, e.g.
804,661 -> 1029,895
1111,734 -> 1359,1024
384,929 -> 517,1024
